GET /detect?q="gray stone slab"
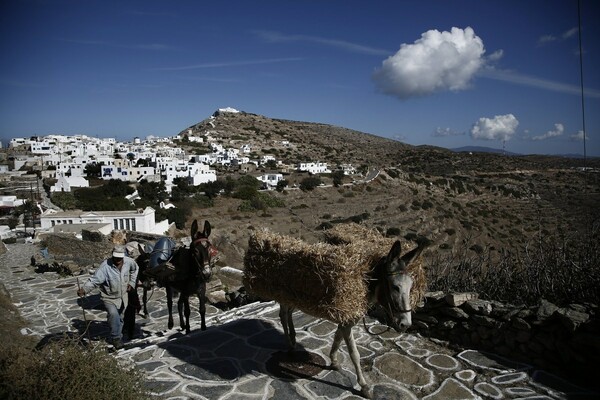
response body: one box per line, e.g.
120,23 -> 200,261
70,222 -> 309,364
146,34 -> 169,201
173,359 -> 241,382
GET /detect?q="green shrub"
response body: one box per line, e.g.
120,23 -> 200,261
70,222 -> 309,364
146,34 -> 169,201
404,232 -> 418,241
316,221 -> 334,230
386,227 -> 401,237
299,177 -> 322,191
0,338 -> 150,400
445,228 -> 456,236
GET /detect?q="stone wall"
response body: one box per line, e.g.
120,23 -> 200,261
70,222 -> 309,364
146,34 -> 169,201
412,291 -> 599,384
41,233 -> 113,265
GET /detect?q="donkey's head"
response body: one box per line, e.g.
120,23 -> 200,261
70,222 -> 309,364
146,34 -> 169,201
381,240 -> 425,332
190,220 -> 216,281
136,242 -> 154,288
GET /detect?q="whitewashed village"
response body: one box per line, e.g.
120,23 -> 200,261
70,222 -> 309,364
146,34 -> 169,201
0,107 -> 358,240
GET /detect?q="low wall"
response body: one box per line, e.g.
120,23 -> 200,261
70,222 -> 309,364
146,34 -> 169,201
412,292 -> 599,385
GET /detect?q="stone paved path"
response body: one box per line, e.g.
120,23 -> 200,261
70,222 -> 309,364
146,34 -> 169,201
1,243 -> 597,399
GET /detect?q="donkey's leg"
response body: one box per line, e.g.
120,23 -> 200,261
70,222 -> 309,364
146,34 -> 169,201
166,286 -> 175,330
341,324 -> 371,399
199,283 -> 207,331
142,287 -> 149,318
182,297 -> 191,334
329,325 -> 344,370
177,296 -> 186,331
278,304 -> 296,349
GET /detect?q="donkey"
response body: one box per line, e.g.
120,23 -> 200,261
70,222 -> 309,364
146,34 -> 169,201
137,220 -> 216,333
279,240 -> 427,398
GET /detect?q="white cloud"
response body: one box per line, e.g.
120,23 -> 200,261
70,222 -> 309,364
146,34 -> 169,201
538,34 -> 557,45
487,49 -> 504,61
372,27 -> 487,99
254,30 -> 389,56
538,27 -> 578,45
562,27 -> 578,39
470,114 -> 519,141
152,57 -> 303,71
570,130 -> 589,141
479,68 -> 600,98
432,127 -> 464,137
532,123 -> 564,141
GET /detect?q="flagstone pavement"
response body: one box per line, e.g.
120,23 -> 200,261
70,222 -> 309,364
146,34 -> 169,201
1,243 -> 598,399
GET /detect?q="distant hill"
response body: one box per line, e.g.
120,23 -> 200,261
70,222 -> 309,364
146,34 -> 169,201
450,146 -> 520,156
180,109 -> 412,168
177,109 -> 596,174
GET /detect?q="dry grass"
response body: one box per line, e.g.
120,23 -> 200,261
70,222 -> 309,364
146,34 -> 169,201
0,286 -> 150,400
0,337 -> 150,400
426,225 -> 600,306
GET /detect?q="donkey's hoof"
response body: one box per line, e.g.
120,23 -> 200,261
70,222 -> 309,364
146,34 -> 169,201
330,362 -> 341,371
360,385 -> 373,399
168,321 -> 174,330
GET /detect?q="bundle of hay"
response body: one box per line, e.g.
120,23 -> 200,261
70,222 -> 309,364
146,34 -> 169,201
323,223 -> 396,248
243,227 -> 427,324
323,223 -> 427,308
244,229 -> 376,324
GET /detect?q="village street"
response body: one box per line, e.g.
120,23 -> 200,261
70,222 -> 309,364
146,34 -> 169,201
1,242 -> 596,400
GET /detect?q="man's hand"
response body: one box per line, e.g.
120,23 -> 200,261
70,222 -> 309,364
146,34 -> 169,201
77,288 -> 85,297
127,284 -> 133,292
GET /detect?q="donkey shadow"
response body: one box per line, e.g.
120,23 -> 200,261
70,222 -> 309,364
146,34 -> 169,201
153,318 -> 362,397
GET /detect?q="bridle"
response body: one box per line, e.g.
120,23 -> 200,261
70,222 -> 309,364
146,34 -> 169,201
191,237 -> 217,279
364,267 -> 412,336
384,270 -> 413,314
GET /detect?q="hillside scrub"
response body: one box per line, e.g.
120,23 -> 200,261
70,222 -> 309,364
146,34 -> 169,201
426,225 -> 600,306
0,337 -> 150,400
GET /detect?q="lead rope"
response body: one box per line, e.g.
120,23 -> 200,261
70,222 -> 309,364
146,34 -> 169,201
76,277 -> 92,342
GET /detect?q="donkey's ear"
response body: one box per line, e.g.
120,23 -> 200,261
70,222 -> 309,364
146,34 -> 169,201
203,220 -> 211,237
401,241 -> 427,265
387,240 -> 402,261
191,219 -> 199,238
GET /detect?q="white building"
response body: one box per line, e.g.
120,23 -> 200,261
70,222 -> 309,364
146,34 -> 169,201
260,155 -> 276,165
297,162 -> 331,174
101,159 -> 155,182
40,206 -> 170,235
256,173 -> 284,189
51,176 -> 89,192
340,164 -> 357,175
159,160 -> 217,189
0,195 -> 26,208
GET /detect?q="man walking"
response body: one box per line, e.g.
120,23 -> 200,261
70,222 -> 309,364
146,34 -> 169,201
77,244 -> 139,349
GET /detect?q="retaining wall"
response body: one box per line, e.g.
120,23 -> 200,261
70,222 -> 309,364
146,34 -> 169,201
412,291 -> 599,385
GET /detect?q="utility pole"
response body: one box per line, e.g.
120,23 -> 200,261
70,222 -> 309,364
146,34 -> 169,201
30,183 -> 36,235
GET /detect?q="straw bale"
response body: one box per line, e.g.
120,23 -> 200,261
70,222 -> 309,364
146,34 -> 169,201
244,229 -> 373,324
244,227 -> 428,324
323,223 -> 427,308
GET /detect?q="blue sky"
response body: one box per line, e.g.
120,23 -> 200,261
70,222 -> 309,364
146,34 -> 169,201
1,0 -> 599,156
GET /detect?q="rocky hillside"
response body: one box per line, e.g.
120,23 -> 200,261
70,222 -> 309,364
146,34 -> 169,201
172,110 -> 600,279
180,110 -> 411,168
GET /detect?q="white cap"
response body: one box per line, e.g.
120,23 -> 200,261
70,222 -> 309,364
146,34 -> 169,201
112,245 -> 126,258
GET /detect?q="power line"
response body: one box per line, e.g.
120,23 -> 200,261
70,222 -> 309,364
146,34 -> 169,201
577,0 -> 587,171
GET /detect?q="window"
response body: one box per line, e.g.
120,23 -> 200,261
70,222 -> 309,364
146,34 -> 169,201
114,219 -> 118,230
131,219 -> 136,231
